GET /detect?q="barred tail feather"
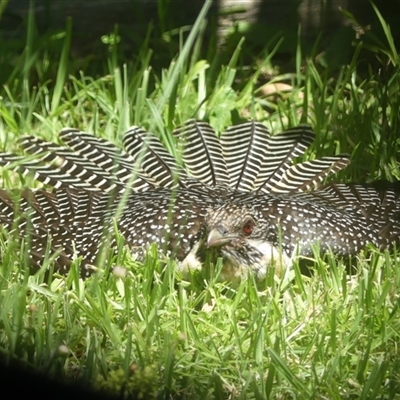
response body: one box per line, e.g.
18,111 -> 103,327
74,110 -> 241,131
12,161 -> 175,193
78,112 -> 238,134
173,119 -> 229,187
254,125 -> 315,192
220,121 -> 271,191
123,126 -> 182,188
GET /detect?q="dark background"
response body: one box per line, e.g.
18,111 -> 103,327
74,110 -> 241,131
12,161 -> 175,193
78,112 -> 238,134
3,0 -> 400,74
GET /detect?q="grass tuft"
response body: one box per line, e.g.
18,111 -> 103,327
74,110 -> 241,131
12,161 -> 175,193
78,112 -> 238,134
0,2 -> 400,398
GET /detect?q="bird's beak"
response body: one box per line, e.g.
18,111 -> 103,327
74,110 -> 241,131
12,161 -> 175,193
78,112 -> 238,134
207,228 -> 233,247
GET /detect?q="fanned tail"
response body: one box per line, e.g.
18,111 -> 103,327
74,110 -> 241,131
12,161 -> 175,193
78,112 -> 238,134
220,121 -> 271,191
267,155 -> 351,194
59,128 -> 154,191
254,125 -> 316,191
173,119 -> 229,187
123,126 -> 183,188
253,125 -> 350,193
0,129 -> 157,193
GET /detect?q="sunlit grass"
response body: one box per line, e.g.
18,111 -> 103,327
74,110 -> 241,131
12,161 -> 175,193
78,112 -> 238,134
0,2 -> 400,398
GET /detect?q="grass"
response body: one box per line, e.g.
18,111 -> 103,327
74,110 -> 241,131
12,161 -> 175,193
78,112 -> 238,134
1,1 -> 400,398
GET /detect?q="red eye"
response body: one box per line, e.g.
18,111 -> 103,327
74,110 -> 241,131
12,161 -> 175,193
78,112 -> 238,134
243,219 -> 254,235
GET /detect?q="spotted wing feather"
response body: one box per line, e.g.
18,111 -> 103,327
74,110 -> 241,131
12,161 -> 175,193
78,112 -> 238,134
294,181 -> 400,248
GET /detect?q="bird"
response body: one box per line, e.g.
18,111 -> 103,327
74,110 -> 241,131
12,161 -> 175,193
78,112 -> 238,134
0,120 -> 398,280
184,182 -> 400,280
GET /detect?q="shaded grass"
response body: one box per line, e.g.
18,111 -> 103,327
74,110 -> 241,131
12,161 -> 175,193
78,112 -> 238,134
0,2 -> 400,398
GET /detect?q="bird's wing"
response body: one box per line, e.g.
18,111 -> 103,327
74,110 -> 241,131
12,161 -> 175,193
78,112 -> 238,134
296,181 -> 400,246
0,188 -> 93,272
310,181 -> 400,210
0,152 -> 100,190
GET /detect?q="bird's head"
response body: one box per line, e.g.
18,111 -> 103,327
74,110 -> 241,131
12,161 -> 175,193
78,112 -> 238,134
200,203 -> 291,280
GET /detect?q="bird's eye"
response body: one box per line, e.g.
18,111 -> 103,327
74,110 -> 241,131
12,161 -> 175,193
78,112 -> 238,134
242,219 -> 254,235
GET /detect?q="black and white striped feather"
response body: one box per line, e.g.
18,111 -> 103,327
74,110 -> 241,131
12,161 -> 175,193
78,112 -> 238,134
266,156 -> 351,194
18,131 -> 157,193
0,152 -> 106,191
123,126 -> 182,189
220,121 -> 271,191
175,121 -> 349,194
173,119 -> 230,187
1,119 -> 398,280
59,129 -> 149,188
253,125 -> 316,192
0,135 -> 153,194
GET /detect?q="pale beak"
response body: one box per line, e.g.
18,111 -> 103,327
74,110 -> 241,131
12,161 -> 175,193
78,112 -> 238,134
207,228 -> 234,247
